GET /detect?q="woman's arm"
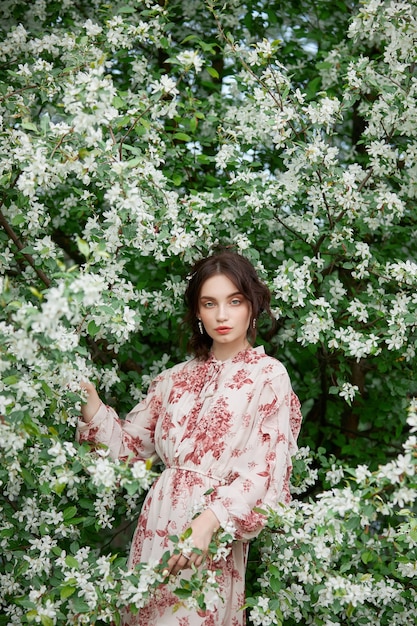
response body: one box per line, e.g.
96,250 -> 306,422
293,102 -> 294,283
76,377 -> 162,462
208,374 -> 302,540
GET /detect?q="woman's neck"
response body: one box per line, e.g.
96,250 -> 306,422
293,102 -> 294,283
211,341 -> 252,362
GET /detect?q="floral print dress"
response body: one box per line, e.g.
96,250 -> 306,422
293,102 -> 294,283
77,346 -> 302,625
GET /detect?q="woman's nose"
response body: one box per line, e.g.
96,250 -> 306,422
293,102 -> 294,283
216,304 -> 228,320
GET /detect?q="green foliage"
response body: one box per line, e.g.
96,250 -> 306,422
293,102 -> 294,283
246,432 -> 417,625
0,0 -> 416,623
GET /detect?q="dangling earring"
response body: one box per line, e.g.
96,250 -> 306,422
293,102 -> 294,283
198,319 -> 204,335
252,318 -> 257,329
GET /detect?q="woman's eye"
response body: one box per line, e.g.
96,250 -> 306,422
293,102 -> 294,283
231,299 -> 241,305
204,302 -> 214,308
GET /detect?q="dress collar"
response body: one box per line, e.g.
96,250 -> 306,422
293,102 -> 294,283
208,344 -> 264,365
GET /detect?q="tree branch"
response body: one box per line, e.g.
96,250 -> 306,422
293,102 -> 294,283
0,209 -> 51,288
0,172 -> 51,288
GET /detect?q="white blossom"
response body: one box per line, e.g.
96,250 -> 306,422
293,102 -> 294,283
177,50 -> 203,73
339,382 -> 359,404
88,455 -> 117,489
83,19 -> 103,36
150,75 -> 178,96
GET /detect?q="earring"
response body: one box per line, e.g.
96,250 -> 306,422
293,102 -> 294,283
252,318 -> 257,329
198,319 -> 204,335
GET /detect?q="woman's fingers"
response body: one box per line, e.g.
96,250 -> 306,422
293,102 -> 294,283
167,551 -> 205,575
194,554 -> 204,568
168,552 -> 189,575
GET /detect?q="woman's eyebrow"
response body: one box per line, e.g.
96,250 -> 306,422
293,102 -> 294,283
199,291 -> 243,300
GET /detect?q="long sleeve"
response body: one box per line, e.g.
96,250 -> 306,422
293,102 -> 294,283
76,375 -> 164,463
208,371 -> 302,540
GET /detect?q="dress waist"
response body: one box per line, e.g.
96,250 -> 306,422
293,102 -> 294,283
165,465 -> 226,485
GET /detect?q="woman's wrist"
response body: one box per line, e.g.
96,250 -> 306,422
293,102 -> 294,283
201,508 -> 220,533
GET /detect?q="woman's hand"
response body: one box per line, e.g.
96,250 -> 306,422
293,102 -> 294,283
167,509 -> 220,576
80,381 -> 102,423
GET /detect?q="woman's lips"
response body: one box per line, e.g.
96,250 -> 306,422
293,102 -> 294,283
215,326 -> 232,334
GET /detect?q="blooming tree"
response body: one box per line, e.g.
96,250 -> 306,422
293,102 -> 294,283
0,0 -> 416,624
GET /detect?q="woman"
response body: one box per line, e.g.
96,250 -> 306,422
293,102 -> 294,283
77,250 -> 302,625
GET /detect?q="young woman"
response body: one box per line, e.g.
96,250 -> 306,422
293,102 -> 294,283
77,250 -> 302,625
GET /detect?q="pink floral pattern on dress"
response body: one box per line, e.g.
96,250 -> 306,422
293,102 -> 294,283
226,368 -> 254,390
76,346 -> 302,625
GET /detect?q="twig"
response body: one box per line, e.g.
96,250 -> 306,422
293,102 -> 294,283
0,172 -> 51,287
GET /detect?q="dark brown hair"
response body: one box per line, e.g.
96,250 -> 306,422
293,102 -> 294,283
184,250 -> 273,359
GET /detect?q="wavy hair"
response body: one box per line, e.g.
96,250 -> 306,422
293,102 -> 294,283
184,250 -> 273,359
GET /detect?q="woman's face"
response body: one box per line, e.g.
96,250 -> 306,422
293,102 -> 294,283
198,273 -> 252,360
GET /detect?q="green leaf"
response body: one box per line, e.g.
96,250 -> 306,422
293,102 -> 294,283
41,381 -> 53,398
117,5 -> 136,13
189,117 -> 198,132
60,585 -> 76,600
173,588 -> 192,598
63,506 -> 77,521
168,535 -> 179,544
124,481 -> 140,495
182,527 -> 193,539
316,61 -> 334,70
70,596 -> 90,613
207,67 -> 219,79
270,575 -> 281,593
196,154 -> 213,164
173,132 -> 191,142
76,236 -> 90,259
180,34 -> 199,44
11,214 -> 26,226
21,121 -> 37,132
113,96 -> 125,108
361,551 -> 374,564
52,481 -> 66,495
65,555 -> 79,569
125,157 -> 143,168
3,375 -> 19,385
123,144 -> 142,155
21,468 -> 36,487
87,320 -> 100,337
26,609 -> 38,621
